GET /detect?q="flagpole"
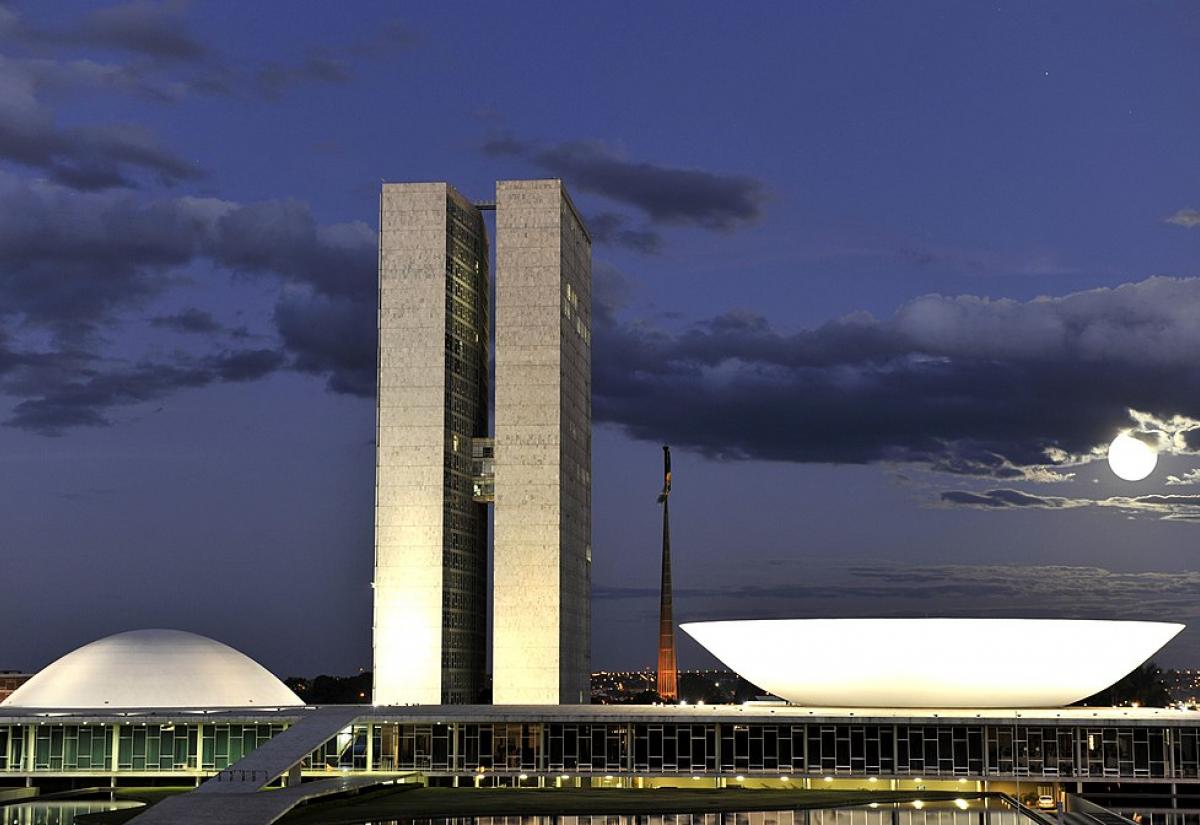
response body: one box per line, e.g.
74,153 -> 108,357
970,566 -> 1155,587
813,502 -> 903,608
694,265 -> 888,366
657,445 -> 678,702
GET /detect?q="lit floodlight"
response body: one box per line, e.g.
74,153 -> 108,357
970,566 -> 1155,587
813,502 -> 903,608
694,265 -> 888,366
680,619 -> 1182,707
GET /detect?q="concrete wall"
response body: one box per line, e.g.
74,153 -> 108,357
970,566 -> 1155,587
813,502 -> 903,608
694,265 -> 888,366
492,179 -> 592,704
374,183 -> 489,705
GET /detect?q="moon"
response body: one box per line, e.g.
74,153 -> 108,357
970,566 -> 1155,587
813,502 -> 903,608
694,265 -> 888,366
1107,433 -> 1157,482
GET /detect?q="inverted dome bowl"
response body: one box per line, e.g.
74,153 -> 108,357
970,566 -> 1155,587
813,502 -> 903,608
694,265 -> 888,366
681,618 -> 1183,708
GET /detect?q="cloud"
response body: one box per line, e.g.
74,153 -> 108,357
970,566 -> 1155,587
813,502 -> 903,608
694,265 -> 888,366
0,342 -> 283,435
3,4 -> 418,103
937,487 -> 1200,521
0,174 -> 373,333
208,199 -> 375,299
593,276 -> 1200,480
827,565 -> 1200,664
0,54 -> 186,103
69,0 -> 207,62
344,19 -> 421,59
274,290 -> 374,397
0,55 -> 202,189
599,561 -> 1200,660
255,49 -> 352,100
587,212 -> 661,254
0,173 -> 375,429
149,308 -> 221,334
483,136 -> 767,230
1167,469 -> 1200,486
1166,209 -> 1200,228
939,489 -> 1079,509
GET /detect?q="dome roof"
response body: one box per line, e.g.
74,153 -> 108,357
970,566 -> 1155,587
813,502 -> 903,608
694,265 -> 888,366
1,629 -> 304,709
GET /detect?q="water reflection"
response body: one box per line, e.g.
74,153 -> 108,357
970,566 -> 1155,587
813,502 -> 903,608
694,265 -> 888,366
0,800 -> 142,825
360,807 -> 1035,825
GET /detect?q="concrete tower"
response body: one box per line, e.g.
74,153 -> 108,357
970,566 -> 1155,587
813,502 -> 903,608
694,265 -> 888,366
373,182 -> 490,705
492,179 -> 593,704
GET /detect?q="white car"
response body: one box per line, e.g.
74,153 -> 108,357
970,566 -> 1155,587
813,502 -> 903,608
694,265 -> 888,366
1037,795 -> 1057,811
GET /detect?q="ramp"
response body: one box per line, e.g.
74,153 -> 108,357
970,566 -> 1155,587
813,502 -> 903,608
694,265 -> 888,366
192,705 -> 362,794
128,706 -> 385,825
126,774 -> 413,825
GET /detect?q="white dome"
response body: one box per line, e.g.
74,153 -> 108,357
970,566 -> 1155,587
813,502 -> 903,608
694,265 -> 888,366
1,629 -> 304,709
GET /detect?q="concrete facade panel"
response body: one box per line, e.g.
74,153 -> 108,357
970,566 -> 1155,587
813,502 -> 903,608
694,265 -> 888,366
493,179 -> 592,705
374,182 -> 489,706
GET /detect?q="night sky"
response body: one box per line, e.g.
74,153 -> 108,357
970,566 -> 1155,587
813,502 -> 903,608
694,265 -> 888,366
3,1 -> 1200,680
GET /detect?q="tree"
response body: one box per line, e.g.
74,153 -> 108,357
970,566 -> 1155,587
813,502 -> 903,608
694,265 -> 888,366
1075,662 -> 1174,708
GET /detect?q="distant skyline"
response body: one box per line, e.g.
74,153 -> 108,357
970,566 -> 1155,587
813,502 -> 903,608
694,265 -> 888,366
2,1 -> 1200,677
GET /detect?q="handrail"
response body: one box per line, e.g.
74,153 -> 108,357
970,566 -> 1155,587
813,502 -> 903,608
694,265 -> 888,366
999,793 -> 1060,825
213,767 -> 269,784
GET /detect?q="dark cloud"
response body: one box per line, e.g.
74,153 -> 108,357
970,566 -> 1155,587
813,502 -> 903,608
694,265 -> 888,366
0,87 -> 202,190
594,277 -> 1200,481
209,199 -> 374,298
2,345 -> 284,435
0,174 -> 374,429
587,212 -> 661,254
483,136 -> 767,230
3,4 -> 417,103
69,0 -> 207,62
149,308 -> 221,334
255,50 -> 352,100
274,291 -> 374,397
0,55 -> 187,104
0,175 -> 373,335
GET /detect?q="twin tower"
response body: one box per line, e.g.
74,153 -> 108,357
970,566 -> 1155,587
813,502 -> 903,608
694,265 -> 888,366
373,180 -> 592,706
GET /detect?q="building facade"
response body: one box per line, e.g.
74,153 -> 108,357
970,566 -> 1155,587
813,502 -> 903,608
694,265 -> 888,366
492,179 -> 593,704
374,183 -> 490,705
7,706 -> 1200,806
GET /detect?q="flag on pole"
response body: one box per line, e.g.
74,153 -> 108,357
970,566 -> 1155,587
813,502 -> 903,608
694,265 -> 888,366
657,445 -> 671,503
